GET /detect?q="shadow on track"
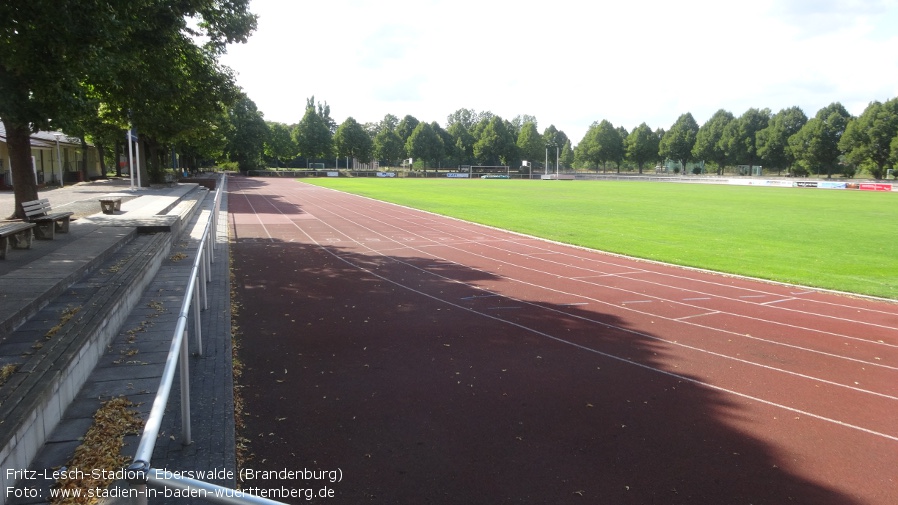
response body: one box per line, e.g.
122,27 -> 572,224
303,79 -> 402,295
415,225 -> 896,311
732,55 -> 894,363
232,237 -> 861,505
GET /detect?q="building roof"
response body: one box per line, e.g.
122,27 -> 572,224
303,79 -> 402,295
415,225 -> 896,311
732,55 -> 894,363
0,122 -> 90,149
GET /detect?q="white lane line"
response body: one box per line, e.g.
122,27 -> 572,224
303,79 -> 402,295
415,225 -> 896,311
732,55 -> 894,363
762,298 -> 797,306
676,311 -> 721,321
460,294 -> 501,300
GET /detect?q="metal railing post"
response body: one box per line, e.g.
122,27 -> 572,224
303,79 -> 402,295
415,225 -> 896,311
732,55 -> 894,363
200,244 -> 209,310
193,278 -> 203,356
126,462 -> 148,505
179,327 -> 192,445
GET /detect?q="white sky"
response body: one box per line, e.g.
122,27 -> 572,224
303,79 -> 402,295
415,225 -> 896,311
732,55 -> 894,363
219,0 -> 898,143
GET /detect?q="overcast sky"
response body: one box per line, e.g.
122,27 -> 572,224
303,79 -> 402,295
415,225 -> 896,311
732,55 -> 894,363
219,0 -> 898,143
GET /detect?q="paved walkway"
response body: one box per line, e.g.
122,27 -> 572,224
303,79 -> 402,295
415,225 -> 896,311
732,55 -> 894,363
1,177 -> 234,505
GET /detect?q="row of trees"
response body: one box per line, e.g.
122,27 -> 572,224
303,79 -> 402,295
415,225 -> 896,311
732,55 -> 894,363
1,0 -> 259,218
259,105 -> 576,171
253,98 -> 898,180
582,99 -> 898,179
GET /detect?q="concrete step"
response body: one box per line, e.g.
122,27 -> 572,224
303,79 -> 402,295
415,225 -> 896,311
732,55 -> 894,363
0,231 -> 171,487
0,183 -> 216,503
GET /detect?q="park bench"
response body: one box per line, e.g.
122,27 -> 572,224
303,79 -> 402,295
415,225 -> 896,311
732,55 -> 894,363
0,222 -> 36,259
22,199 -> 74,240
99,197 -> 122,214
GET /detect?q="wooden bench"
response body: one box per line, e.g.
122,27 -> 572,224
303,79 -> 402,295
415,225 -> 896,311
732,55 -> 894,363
0,222 -> 36,259
99,198 -> 122,214
22,199 -> 74,240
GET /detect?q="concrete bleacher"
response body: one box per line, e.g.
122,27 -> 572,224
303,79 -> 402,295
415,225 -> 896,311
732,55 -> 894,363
0,177 -> 234,505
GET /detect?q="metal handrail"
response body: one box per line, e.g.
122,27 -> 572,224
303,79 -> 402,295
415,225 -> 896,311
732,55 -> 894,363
125,175 -> 283,505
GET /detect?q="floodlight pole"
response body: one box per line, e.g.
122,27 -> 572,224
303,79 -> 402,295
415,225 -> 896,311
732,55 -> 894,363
556,146 -> 560,176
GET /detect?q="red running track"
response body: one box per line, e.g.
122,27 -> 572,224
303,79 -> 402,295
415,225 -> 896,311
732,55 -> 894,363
229,178 -> 897,504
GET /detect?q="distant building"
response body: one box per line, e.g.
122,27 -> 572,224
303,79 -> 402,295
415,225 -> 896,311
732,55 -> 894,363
0,123 -> 101,188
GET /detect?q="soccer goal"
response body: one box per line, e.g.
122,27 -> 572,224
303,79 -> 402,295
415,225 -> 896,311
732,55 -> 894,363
470,166 -> 510,179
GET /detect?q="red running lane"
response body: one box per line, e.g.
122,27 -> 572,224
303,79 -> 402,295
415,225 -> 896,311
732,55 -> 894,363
230,178 -> 898,505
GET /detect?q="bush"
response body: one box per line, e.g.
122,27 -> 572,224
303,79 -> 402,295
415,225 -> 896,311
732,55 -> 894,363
789,166 -> 810,177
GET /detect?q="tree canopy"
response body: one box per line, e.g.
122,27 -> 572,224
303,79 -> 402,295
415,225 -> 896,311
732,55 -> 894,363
659,113 -> 699,172
789,102 -> 852,178
839,98 -> 898,179
334,117 -> 374,162
0,0 -> 257,216
757,106 -> 808,174
692,109 -> 734,175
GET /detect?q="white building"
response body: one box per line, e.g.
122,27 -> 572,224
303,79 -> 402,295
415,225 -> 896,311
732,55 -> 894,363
0,123 -> 101,188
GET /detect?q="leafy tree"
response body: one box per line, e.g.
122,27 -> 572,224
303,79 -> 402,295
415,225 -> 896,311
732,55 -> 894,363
406,122 -> 444,167
692,109 -> 734,175
577,120 -> 623,172
615,126 -> 629,171
516,121 -> 544,166
892,136 -> 898,176
542,125 -> 570,154
0,2 -> 116,214
757,106 -> 808,175
839,98 -> 898,179
377,114 -> 400,135
293,104 -> 333,163
396,115 -> 420,157
447,121 -> 475,166
719,108 -> 771,171
0,0 -> 256,210
334,117 -> 374,162
474,116 -> 516,165
446,108 -> 478,130
224,96 -> 267,172
510,114 -> 538,137
660,113 -> 699,173
626,123 -> 661,173
265,122 -> 296,167
431,121 -> 455,167
560,140 -> 575,169
789,102 -> 852,178
177,110 -> 231,172
542,125 -> 570,170
306,96 -> 336,133
374,128 -> 404,166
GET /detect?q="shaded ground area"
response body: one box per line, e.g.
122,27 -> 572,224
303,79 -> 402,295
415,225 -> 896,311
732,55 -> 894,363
231,238 -> 861,504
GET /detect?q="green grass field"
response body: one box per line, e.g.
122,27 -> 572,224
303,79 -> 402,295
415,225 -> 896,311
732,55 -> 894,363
303,178 -> 897,300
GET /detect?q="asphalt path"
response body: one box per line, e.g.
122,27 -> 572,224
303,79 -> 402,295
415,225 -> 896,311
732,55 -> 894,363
229,177 -> 897,505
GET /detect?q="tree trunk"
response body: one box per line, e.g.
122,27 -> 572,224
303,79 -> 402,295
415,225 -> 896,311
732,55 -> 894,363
97,143 -> 107,178
80,136 -> 89,181
115,142 -> 123,177
2,118 -> 39,220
